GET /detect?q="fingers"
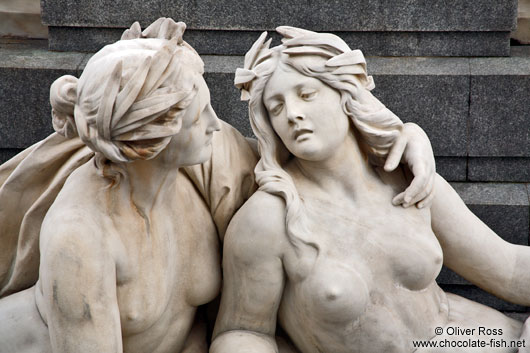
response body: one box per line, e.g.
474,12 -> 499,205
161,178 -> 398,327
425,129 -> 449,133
404,164 -> 428,201
389,122 -> 437,208
384,134 -> 407,172
392,191 -> 406,206
417,187 -> 435,209
393,167 -> 436,208
417,174 -> 436,209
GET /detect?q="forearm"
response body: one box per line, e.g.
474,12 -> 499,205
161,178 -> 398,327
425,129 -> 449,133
432,175 -> 530,305
506,245 -> 530,305
211,330 -> 278,353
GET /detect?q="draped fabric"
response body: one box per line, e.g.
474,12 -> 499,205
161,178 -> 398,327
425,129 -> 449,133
0,134 -> 91,297
0,122 -> 257,297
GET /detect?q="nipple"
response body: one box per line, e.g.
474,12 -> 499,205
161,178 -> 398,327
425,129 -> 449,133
304,260 -> 369,323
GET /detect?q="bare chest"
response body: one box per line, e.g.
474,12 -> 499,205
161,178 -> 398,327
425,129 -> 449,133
302,199 -> 443,288
280,204 -> 442,323
111,178 -> 221,338
280,198 -> 444,350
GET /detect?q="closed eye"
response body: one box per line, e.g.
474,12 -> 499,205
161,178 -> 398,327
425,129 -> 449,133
269,103 -> 283,116
300,90 -> 317,100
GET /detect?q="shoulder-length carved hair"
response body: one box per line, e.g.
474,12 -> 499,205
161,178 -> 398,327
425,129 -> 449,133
237,27 -> 403,270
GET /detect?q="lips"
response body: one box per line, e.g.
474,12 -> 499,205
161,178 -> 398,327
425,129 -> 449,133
293,128 -> 313,140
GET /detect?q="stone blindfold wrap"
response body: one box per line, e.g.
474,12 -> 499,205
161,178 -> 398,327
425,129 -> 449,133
52,37 -> 195,163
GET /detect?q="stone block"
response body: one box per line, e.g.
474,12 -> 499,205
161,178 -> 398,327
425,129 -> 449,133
436,157 -> 467,182
0,149 -> 23,164
451,182 -> 530,245
0,0 -> 47,39
468,157 -> 530,182
439,284 -> 529,312
48,27 -> 121,52
47,27 -> 512,57
469,47 -> 530,158
0,42 -> 87,148
201,55 -> 252,138
370,57 -> 470,157
0,11 -> 48,39
41,0 -> 517,31
41,0 -> 517,56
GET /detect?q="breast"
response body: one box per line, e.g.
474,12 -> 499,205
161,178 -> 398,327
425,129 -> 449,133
384,220 -> 444,291
389,241 -> 443,291
173,174 -> 222,307
299,258 -> 369,324
114,173 -> 221,336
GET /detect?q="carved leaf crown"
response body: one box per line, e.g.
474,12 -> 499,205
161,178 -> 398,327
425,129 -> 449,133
234,26 -> 375,101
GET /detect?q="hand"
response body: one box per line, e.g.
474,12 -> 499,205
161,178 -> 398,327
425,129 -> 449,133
384,122 -> 436,209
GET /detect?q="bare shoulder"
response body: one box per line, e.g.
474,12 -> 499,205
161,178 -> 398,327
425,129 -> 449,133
224,190 -> 287,260
40,166 -> 112,260
40,209 -> 108,265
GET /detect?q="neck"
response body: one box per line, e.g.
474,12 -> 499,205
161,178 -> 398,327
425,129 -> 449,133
291,131 -> 378,204
123,154 -> 180,212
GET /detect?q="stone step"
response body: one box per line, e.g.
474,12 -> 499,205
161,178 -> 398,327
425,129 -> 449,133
0,0 -> 48,39
40,0 -> 517,56
0,41 -> 528,181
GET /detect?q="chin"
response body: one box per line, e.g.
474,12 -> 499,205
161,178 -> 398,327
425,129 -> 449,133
292,145 -> 328,162
181,147 -> 213,166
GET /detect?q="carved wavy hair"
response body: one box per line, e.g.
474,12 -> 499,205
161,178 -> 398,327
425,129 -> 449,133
239,28 -> 403,267
49,22 -> 203,186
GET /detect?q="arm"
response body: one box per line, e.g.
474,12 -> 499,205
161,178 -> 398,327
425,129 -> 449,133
384,122 -> 436,208
211,193 -> 286,353
431,175 -> 530,305
39,216 -> 122,353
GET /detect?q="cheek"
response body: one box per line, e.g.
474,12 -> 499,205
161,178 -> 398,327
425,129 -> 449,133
270,116 -> 289,139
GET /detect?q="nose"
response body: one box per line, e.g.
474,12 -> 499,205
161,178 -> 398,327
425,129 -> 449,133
205,104 -> 221,133
285,99 -> 304,125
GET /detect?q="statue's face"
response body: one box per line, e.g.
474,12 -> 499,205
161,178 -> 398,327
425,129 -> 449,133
165,75 -> 221,166
262,64 -> 350,162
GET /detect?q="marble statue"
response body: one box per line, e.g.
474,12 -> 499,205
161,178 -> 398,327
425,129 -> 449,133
211,27 -> 530,353
0,19 -> 258,353
0,19 -> 437,353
